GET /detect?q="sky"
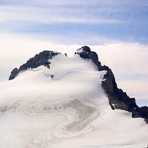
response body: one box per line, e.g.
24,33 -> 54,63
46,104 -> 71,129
0,0 -> 148,106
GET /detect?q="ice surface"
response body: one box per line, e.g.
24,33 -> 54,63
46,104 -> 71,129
0,54 -> 147,148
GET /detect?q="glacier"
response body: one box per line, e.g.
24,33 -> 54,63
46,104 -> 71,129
0,51 -> 147,148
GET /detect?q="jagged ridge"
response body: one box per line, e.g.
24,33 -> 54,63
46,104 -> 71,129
9,46 -> 148,123
9,51 -> 60,80
76,46 -> 148,123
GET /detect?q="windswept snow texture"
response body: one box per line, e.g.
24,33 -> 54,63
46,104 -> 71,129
0,54 -> 147,148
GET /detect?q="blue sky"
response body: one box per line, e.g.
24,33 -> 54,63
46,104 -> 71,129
0,0 -> 148,106
0,0 -> 148,44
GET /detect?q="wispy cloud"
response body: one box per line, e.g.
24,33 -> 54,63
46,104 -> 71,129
1,0 -> 147,6
0,5 -> 123,24
0,0 -> 148,44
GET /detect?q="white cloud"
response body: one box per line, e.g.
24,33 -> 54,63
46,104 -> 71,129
118,80 -> 148,106
118,80 -> 148,100
92,43 -> 148,76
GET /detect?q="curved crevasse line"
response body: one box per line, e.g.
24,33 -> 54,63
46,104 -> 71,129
26,99 -> 99,148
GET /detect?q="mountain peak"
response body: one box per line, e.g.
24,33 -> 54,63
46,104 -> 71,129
8,46 -> 148,123
0,46 -> 148,147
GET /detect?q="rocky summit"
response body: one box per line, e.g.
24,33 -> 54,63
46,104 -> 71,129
9,51 -> 60,80
9,46 -> 148,123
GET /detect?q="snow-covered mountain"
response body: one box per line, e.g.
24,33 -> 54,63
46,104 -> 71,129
0,46 -> 148,148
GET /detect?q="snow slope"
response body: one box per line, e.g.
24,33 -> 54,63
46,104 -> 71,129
0,54 -> 147,148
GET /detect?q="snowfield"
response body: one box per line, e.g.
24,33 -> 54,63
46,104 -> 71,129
0,54 -> 147,148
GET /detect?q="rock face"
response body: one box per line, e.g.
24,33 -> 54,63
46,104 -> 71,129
76,46 -> 148,123
9,50 -> 60,80
9,68 -> 19,80
9,46 -> 148,123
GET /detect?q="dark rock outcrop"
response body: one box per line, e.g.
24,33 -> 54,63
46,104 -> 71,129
76,46 -> 101,67
101,66 -> 141,118
9,50 -> 60,80
9,68 -> 19,80
76,46 -> 148,123
138,106 -> 148,123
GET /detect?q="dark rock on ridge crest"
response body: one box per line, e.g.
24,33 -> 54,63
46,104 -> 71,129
9,46 -> 148,123
76,46 -> 148,123
9,50 -> 60,80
